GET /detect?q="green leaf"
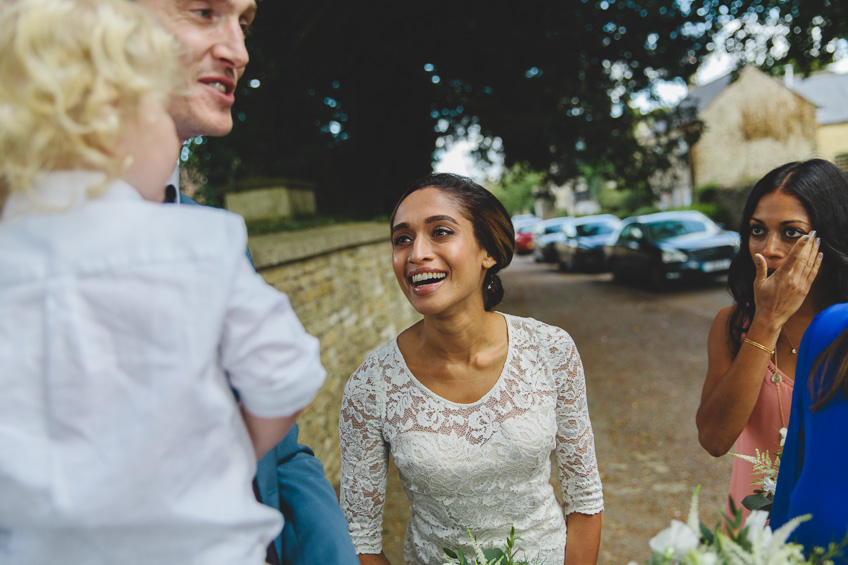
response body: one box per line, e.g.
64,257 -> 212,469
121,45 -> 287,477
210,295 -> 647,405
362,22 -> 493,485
741,493 -> 773,513
483,548 -> 505,559
444,547 -> 458,559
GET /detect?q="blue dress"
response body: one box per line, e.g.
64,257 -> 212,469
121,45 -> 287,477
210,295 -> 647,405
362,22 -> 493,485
771,303 -> 848,554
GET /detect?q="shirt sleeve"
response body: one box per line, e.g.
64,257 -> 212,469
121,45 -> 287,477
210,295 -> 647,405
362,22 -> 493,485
220,251 -> 326,419
547,325 -> 604,516
338,358 -> 389,555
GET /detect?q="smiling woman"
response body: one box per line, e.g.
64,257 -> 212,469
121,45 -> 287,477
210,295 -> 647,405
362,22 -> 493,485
339,173 -> 604,565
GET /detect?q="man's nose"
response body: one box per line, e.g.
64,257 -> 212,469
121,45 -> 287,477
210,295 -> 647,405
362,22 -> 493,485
211,19 -> 249,74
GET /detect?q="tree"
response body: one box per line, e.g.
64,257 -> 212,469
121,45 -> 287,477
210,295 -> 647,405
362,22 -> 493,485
194,0 -> 845,218
693,0 -> 848,76
490,164 -> 544,216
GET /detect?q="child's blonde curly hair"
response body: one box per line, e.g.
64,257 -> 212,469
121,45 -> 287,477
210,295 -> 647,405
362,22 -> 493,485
0,0 -> 183,206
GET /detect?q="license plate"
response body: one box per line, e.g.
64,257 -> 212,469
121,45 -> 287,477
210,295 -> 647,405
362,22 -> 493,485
702,258 -> 731,272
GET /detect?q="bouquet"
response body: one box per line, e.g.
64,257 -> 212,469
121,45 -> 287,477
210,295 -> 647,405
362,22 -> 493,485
639,486 -> 846,564
731,427 -> 786,513
443,527 -> 534,565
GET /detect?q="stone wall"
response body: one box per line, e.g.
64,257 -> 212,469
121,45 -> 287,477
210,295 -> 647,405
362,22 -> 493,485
225,185 -> 316,221
248,223 -> 420,485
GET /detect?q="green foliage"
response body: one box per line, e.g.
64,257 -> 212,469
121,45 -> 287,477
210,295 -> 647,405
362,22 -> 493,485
193,1 -> 735,218
443,527 -> 534,565
489,164 -> 544,215
695,0 -> 848,76
631,205 -> 661,216
244,215 -> 359,237
597,188 -> 653,218
188,1 -> 846,219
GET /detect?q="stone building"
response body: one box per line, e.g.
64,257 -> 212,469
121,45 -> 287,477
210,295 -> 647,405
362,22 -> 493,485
681,65 -> 819,191
791,70 -> 848,169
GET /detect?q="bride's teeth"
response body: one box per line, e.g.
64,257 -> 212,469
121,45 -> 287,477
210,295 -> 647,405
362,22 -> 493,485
412,272 -> 445,283
211,82 -> 227,93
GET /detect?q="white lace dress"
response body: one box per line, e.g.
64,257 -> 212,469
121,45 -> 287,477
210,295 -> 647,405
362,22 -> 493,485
339,313 -> 603,564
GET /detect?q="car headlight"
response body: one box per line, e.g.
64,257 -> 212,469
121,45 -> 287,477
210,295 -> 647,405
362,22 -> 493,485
661,249 -> 688,263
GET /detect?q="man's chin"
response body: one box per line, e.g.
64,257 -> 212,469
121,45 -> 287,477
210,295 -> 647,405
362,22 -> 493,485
176,119 -> 233,141
170,100 -> 234,140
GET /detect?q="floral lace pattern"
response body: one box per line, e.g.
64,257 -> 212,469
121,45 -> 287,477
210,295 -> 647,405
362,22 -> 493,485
339,313 -> 603,564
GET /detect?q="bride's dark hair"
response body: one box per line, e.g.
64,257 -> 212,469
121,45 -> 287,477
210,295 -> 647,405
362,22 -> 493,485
390,173 -> 515,311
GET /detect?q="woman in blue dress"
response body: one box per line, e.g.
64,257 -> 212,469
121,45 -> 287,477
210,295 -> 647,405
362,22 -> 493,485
772,302 -> 848,555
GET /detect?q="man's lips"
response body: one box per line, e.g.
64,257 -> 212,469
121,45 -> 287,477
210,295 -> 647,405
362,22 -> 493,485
199,77 -> 236,100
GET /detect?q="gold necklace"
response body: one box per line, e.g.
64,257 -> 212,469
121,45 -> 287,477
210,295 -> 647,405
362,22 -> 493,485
782,331 -> 798,355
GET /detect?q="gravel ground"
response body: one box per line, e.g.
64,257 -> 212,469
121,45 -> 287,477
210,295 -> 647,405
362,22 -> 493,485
376,256 -> 736,564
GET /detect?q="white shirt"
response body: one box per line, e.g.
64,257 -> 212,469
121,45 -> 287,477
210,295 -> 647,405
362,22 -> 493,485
0,172 -> 326,564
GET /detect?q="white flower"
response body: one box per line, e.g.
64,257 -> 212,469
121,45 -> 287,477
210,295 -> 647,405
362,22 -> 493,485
779,427 -> 787,447
761,476 -> 776,495
649,520 -> 699,559
745,510 -> 772,544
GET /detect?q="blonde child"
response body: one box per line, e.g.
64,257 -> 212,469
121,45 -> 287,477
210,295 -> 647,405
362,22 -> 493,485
0,0 -> 325,563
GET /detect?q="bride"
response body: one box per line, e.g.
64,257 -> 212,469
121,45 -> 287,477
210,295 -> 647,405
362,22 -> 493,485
339,173 -> 603,564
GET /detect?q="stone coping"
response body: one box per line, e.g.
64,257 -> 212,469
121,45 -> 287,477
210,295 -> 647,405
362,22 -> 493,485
248,222 -> 389,270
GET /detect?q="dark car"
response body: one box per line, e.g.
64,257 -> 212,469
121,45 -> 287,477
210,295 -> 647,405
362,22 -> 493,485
605,210 -> 740,289
553,214 -> 621,272
532,216 -> 573,263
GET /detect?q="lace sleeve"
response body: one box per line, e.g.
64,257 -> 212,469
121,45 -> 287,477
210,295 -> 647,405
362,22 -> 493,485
547,326 -> 604,516
339,356 -> 389,555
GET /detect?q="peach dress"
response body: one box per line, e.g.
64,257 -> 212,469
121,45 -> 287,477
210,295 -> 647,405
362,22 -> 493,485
727,359 -> 793,519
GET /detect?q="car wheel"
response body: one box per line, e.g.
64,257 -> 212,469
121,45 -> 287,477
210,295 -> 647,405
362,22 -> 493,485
610,260 -> 626,283
650,267 -> 668,291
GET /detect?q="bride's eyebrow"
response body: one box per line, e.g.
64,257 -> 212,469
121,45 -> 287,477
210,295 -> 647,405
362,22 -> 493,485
424,215 -> 458,225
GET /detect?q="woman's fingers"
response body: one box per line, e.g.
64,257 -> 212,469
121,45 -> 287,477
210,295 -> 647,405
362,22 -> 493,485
780,231 -> 815,275
753,253 -> 769,289
806,245 -> 824,286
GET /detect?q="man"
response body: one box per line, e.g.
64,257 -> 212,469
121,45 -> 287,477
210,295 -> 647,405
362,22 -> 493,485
134,1 -> 358,563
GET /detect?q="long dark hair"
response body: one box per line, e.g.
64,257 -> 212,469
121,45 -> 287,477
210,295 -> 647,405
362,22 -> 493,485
810,328 -> 848,412
390,173 -> 515,311
727,159 -> 848,354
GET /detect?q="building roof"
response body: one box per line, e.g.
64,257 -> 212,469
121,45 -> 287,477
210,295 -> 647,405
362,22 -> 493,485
679,66 -> 848,126
793,72 -> 848,125
679,73 -> 732,114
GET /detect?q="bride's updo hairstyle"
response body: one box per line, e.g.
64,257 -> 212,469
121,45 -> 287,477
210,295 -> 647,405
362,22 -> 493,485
390,173 -> 515,311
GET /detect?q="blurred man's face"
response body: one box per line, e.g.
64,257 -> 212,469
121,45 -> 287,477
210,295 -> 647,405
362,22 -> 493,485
137,0 -> 257,140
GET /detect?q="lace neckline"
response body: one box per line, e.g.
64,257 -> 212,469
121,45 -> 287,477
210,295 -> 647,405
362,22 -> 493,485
390,311 -> 514,407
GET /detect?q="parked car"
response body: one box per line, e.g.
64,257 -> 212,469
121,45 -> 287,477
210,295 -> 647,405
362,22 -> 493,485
532,216 -> 573,263
604,210 -> 740,289
514,220 -> 538,255
554,214 -> 621,272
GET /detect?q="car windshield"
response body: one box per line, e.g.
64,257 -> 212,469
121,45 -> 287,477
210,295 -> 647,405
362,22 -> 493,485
643,219 -> 712,241
575,222 -> 615,237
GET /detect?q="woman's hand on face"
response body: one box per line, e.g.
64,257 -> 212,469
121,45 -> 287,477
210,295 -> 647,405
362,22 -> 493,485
753,231 -> 822,326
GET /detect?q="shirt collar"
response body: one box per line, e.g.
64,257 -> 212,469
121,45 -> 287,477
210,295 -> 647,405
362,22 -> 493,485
1,171 -> 142,221
166,164 -> 181,205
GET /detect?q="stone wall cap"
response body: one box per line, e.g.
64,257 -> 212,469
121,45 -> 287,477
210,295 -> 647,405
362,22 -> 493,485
249,222 -> 389,270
